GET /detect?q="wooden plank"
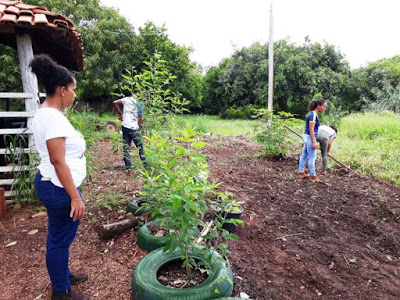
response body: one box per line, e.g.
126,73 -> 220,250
0,92 -> 34,99
5,190 -> 16,197
0,148 -> 32,154
0,112 -> 34,117
0,92 -> 46,98
0,188 -> 5,220
16,33 -> 40,150
0,166 -> 31,172
0,179 -> 18,185
0,129 -> 32,134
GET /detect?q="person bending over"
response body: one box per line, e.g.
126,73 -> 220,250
298,99 -> 328,182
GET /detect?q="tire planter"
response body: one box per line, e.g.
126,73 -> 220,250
221,207 -> 243,233
137,221 -> 170,251
126,197 -> 147,216
132,247 -> 233,299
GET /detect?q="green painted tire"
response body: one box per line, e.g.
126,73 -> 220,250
126,197 -> 147,216
137,222 -> 198,252
132,247 -> 233,299
136,221 -> 169,251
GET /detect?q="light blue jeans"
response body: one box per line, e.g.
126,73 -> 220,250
299,134 -> 317,176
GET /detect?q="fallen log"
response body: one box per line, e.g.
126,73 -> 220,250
97,215 -> 140,240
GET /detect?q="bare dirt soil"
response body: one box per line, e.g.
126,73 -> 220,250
1,136 -> 400,300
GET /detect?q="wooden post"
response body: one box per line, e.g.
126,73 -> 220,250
267,2 -> 274,127
0,187 -> 6,220
16,33 -> 39,149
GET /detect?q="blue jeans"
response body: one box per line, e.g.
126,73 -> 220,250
299,134 -> 317,176
34,172 -> 81,295
122,126 -> 146,170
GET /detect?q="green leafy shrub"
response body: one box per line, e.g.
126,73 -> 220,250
116,53 -> 190,133
4,134 -> 39,206
220,105 -> 261,120
132,126 -> 242,279
255,110 -> 302,158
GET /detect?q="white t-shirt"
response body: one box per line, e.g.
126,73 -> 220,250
319,125 -> 337,138
121,97 -> 143,130
32,107 -> 86,188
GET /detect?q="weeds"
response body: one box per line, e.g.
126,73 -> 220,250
4,134 -> 40,206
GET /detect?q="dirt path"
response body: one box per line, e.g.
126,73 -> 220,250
1,136 -> 400,300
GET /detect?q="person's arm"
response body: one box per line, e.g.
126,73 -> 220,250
113,99 -> 123,121
309,122 -> 318,149
138,114 -> 144,131
47,138 -> 85,221
327,137 -> 335,155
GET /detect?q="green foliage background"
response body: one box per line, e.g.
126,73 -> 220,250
0,0 -> 398,118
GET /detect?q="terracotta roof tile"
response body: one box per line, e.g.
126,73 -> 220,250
17,14 -> 33,25
19,9 -> 33,16
0,13 -> 16,23
0,0 -> 18,5
4,4 -> 18,14
33,13 -> 47,24
0,0 -> 84,71
15,2 -> 46,11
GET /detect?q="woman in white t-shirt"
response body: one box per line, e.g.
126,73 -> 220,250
30,55 -> 89,300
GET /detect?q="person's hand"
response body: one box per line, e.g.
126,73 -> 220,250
70,197 -> 86,221
312,142 -> 319,149
118,113 -> 123,121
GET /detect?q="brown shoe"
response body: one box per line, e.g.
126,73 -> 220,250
51,290 -> 90,300
310,176 -> 320,182
298,172 -> 310,179
70,273 -> 88,285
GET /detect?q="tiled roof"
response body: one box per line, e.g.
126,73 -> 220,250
0,0 -> 84,71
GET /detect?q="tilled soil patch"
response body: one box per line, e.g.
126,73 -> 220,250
1,136 -> 400,300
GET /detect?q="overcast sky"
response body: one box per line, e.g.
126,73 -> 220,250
100,0 -> 400,69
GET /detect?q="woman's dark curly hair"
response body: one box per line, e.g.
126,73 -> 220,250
308,98 -> 326,111
30,54 -> 74,96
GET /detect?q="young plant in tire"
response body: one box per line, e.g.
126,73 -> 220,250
206,192 -> 244,258
135,126 -> 238,281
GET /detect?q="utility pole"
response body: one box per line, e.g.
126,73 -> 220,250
267,2 -> 274,126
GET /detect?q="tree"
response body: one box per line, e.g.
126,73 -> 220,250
133,22 -> 203,110
202,39 -> 352,118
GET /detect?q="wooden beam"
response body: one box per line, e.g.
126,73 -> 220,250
5,190 -> 16,197
0,129 -> 32,134
0,148 -> 32,154
0,166 -> 31,172
0,188 -> 5,220
0,179 -> 18,185
0,112 -> 35,117
0,92 -> 34,99
16,33 -> 39,148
